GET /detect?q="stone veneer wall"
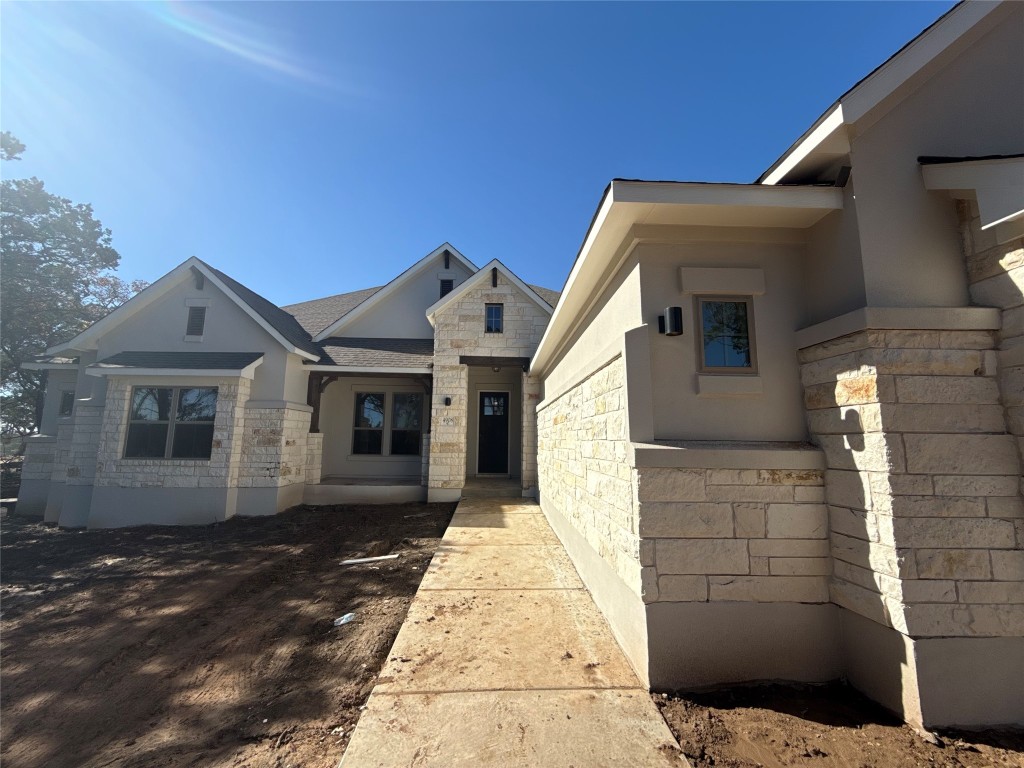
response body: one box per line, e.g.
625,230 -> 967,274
637,466 -> 829,606
96,376 -> 251,491
521,374 -> 542,495
306,432 -> 324,485
800,329 -> 1023,640
429,275 -> 550,496
959,199 -> 1024,467
239,403 -> 311,491
537,356 -> 638,592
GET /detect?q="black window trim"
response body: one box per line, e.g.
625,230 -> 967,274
485,303 -> 504,334
123,386 -> 218,460
58,390 -> 75,417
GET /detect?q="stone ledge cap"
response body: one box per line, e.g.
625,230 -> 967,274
633,440 -> 824,470
796,307 -> 1001,350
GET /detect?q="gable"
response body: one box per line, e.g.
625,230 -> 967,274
315,244 -> 477,340
426,260 -> 553,325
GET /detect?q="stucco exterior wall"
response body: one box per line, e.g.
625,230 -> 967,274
340,255 -> 475,339
638,240 -> 808,442
428,273 -> 550,497
318,376 -> 427,480
849,5 -> 1024,309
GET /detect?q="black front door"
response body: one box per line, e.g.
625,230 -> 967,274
478,392 -> 509,474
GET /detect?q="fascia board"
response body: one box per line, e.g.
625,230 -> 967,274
314,243 -> 478,342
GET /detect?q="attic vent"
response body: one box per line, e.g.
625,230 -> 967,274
186,306 -> 207,337
440,279 -> 454,298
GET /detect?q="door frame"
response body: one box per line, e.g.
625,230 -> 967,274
475,389 -> 511,476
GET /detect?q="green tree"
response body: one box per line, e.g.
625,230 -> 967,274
1,132 -> 146,435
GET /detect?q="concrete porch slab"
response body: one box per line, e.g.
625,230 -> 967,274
375,588 -> 639,693
453,498 -> 544,515
341,689 -> 682,768
420,544 -> 585,591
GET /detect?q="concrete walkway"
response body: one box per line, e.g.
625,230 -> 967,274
340,497 -> 684,767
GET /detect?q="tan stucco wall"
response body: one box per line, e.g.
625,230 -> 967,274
340,254 -> 475,339
319,376 -> 428,480
849,5 -> 1024,309
638,240 -> 808,442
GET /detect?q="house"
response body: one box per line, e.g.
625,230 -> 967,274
530,0 -> 1023,730
18,0 -> 1023,729
18,244 -> 557,527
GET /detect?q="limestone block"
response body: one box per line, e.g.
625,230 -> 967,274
825,470 -> 872,511
766,504 -> 827,539
708,575 -> 829,603
903,603 -> 1024,637
889,495 -> 987,518
894,376 -> 1000,405
657,575 -> 708,602
749,539 -> 830,558
734,503 -> 766,538
904,434 -> 1021,475
958,581 -> 1024,604
991,550 -> 1024,580
794,486 -> 827,503
816,433 -> 905,474
769,557 -> 832,576
988,496 -> 1024,518
831,534 -> 910,579
707,469 -> 758,486
654,538 -> 749,575
804,375 -> 895,410
758,469 -> 823,486
893,517 -> 1015,549
705,484 -> 795,503
636,468 -> 706,502
639,502 -> 733,538
641,566 -> 659,604
880,403 -> 1008,434
828,506 -> 874,542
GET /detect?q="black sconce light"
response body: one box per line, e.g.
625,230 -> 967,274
658,306 -> 684,336
444,396 -> 452,406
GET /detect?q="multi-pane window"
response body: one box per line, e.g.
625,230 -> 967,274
352,391 -> 423,456
124,387 -> 218,459
485,303 -> 503,333
390,393 -> 423,455
697,297 -> 756,372
186,306 -> 206,337
353,393 -> 385,454
439,279 -> 454,298
58,390 -> 75,417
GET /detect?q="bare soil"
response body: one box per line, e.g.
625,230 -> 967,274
655,683 -> 1024,768
1,502 -> 455,768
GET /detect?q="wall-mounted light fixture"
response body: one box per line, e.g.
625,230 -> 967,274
492,366 -> 501,373
444,396 -> 452,406
658,306 -> 684,336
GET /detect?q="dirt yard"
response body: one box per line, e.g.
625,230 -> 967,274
656,683 -> 1024,768
1,502 -> 455,768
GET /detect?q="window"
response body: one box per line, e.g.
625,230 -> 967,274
124,387 -> 218,459
353,392 -> 385,454
697,297 -> 756,373
186,306 -> 206,337
59,391 -> 75,417
439,279 -> 454,298
352,391 -> 422,456
390,393 -> 423,455
485,303 -> 503,333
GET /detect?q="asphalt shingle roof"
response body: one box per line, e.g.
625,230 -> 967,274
281,286 -> 383,337
199,260 -> 323,358
93,351 -> 264,370
318,338 -> 434,368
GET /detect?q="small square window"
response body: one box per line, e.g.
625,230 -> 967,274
485,304 -> 503,333
186,306 -> 206,337
440,279 -> 454,298
59,391 -> 75,417
696,297 -> 756,373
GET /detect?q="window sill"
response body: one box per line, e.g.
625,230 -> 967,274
696,374 -> 762,398
183,335 -> 204,343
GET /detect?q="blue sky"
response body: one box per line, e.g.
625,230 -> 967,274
2,1 -> 956,305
